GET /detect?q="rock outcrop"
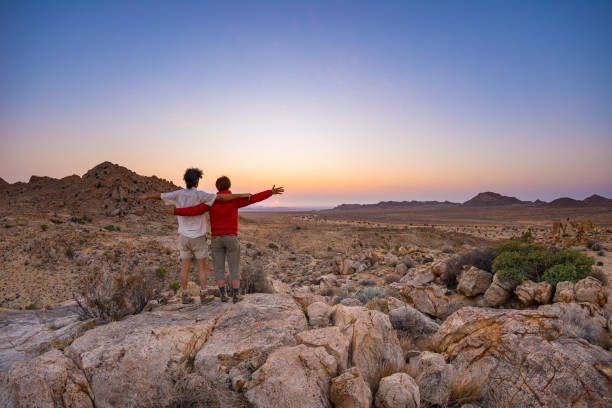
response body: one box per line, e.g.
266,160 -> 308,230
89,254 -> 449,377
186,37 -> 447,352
433,307 -> 612,407
400,284 -> 450,318
406,352 -> 453,406
330,367 -> 372,408
297,327 -> 350,371
482,272 -> 518,307
553,281 -> 575,302
514,280 -> 553,305
308,301 -> 331,327
245,344 -> 338,408
456,266 -> 492,297
374,372 -> 420,408
331,305 -> 404,388
574,276 -> 607,306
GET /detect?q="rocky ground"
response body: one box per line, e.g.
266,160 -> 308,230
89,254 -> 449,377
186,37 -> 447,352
1,162 -> 612,407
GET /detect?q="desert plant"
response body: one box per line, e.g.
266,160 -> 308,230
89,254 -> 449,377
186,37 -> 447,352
40,224 -> 48,231
589,268 -> 608,286
268,242 -> 279,250
73,270 -> 155,322
540,263 -> 586,286
71,217 -> 85,224
50,218 -> 63,224
155,266 -> 166,279
384,274 -> 400,284
320,287 -> 337,297
24,303 -> 36,310
242,265 -> 272,294
355,287 -> 386,304
450,369 -> 486,405
169,281 -> 180,293
492,251 -> 528,282
366,297 -> 388,313
104,225 -> 115,231
443,248 -> 496,288
359,279 -> 376,287
519,230 -> 532,242
393,243 -> 401,252
65,246 -> 74,259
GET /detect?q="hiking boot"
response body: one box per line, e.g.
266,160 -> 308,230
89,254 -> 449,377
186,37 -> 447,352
232,293 -> 243,303
220,292 -> 229,303
200,292 -> 214,305
181,292 -> 194,304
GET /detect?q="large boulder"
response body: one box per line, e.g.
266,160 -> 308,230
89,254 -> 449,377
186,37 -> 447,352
406,352 -> 453,406
456,267 -> 492,297
433,307 -> 612,407
388,305 -> 439,348
514,280 -> 553,305
400,284 -> 450,318
194,294 -> 307,383
331,305 -> 404,388
5,349 -> 93,408
297,327 -> 350,371
245,344 -> 338,408
65,302 -> 225,408
330,367 -> 372,408
374,372 -> 419,408
553,281 -> 575,303
574,276 -> 607,306
293,287 -> 328,309
308,301 -> 331,327
399,266 -> 435,286
482,272 -> 518,307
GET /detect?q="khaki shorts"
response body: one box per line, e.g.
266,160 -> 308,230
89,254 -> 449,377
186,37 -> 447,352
178,235 -> 208,260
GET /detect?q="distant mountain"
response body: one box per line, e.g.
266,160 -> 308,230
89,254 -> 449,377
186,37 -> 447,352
0,177 -> 8,188
547,197 -> 581,208
463,192 -> 526,207
332,200 -> 459,211
583,194 -> 612,206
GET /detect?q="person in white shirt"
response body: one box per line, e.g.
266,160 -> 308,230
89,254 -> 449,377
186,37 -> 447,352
142,168 -> 250,303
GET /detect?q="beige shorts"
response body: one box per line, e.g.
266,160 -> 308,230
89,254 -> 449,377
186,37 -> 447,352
178,235 -> 208,260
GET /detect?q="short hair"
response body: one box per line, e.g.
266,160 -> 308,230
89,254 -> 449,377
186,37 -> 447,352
183,168 -> 203,189
215,176 -> 231,191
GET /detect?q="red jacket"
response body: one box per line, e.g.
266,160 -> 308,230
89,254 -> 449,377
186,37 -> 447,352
174,189 -> 272,236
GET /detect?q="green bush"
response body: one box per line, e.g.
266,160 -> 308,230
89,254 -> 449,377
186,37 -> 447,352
155,266 -> 166,279
492,251 -> 529,283
541,264 -> 588,286
24,303 -> 36,310
268,243 -> 279,250
169,281 -> 180,293
65,246 -> 74,259
356,287 -> 386,304
41,224 -> 48,231
50,218 -> 63,224
393,244 -> 401,252
490,240 -> 593,283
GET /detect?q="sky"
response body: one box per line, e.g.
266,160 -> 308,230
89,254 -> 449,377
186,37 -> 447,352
1,0 -> 611,207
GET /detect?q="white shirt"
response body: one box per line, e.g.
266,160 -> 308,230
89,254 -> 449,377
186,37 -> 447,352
161,188 -> 217,238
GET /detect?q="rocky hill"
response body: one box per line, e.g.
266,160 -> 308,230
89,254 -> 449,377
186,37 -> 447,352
462,191 -> 526,206
0,161 -> 179,218
333,200 -> 459,211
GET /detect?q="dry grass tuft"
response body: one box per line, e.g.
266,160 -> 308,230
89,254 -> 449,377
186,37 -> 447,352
450,370 -> 485,405
366,297 -> 389,313
241,265 -> 272,294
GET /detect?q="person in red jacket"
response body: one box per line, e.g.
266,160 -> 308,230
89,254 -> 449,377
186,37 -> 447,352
172,176 -> 284,302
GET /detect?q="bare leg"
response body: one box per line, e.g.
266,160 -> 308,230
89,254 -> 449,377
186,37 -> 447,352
231,280 -> 240,290
197,258 -> 208,290
180,259 -> 190,290
217,280 -> 226,288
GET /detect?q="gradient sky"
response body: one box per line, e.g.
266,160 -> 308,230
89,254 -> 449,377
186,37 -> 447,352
1,1 -> 611,206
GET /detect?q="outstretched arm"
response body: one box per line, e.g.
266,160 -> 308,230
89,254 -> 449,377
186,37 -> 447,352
141,193 -> 161,200
174,203 -> 211,216
237,185 -> 284,208
215,193 -> 251,202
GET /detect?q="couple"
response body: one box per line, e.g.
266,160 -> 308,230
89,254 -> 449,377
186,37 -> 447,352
142,168 -> 283,303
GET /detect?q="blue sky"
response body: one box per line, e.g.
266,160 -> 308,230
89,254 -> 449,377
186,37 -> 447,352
1,1 -> 611,205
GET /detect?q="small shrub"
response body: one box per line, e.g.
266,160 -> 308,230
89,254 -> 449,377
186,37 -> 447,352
450,369 -> 485,405
320,287 -> 337,297
327,246 -> 332,251
359,279 -> 376,287
393,244 -> 401,252
492,251 -> 528,283
40,224 -> 48,231
444,248 -> 496,288
242,265 -> 272,294
384,274 -> 400,284
356,287 -> 386,304
540,263 -> 586,286
104,225 -> 115,231
598,250 -> 605,256
73,270 -> 155,322
71,217 -> 85,224
83,215 -> 92,222
589,268 -> 607,286
295,226 -> 301,230
155,266 -> 166,279
24,303 -> 36,310
597,261 -> 604,266
65,246 -> 74,259
366,297 -> 388,313
268,243 -> 279,250
50,218 -> 63,224
288,257 -> 297,261
591,242 -> 602,251
169,281 -> 180,293
519,230 -> 532,242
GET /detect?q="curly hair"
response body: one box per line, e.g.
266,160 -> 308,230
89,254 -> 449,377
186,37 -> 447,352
215,176 -> 231,191
183,168 -> 203,189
